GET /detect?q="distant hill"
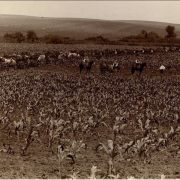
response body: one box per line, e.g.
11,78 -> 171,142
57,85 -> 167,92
0,14 -> 180,40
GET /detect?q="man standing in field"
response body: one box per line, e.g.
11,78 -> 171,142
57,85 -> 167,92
159,65 -> 166,74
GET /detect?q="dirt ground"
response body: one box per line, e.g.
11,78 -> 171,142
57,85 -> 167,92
0,63 -> 179,179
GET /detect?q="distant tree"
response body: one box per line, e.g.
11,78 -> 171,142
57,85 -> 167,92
26,30 -> 38,42
85,36 -> 109,43
4,33 -> 14,42
43,34 -> 62,44
141,30 -> 148,38
121,30 -> 163,43
14,32 -> 25,43
147,31 -> 161,41
136,30 -> 148,39
165,25 -> 176,39
4,32 -> 25,43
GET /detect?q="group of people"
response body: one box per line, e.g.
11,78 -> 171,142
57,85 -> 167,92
135,59 -> 166,73
80,57 -> 166,74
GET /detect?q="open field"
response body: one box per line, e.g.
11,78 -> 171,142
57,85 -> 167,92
0,42 -> 160,54
0,43 -> 138,54
0,43 -> 179,178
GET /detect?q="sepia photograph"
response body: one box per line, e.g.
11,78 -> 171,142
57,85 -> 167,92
0,0 -> 179,179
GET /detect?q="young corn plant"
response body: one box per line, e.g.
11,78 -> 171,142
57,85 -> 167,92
14,118 -> 24,141
97,140 -> 114,175
134,137 -> 153,164
48,119 -> 70,153
156,126 -> 180,151
21,116 -> 41,155
68,171 -> 80,179
57,144 -> 67,178
21,125 -> 35,155
56,140 -> 85,177
96,116 -> 127,176
88,165 -> 101,179
66,140 -> 86,164
138,118 -> 151,137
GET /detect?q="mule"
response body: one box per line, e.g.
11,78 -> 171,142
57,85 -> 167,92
79,60 -> 94,73
131,62 -> 146,75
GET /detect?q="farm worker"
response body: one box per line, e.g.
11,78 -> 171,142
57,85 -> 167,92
114,60 -> 118,67
135,59 -> 141,65
83,56 -> 89,63
83,58 -> 88,63
159,65 -> 166,73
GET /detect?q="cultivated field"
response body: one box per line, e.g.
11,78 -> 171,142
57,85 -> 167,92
0,43 -> 179,178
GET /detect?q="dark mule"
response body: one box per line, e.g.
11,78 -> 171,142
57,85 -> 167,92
79,60 -> 94,73
131,62 -> 146,75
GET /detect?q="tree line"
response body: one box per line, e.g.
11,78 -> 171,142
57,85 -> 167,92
2,25 -> 179,44
4,31 -> 38,43
121,25 -> 177,43
3,30 -> 66,44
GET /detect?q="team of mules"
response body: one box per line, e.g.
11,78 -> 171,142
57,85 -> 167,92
78,57 -> 121,74
78,59 -> 167,75
0,48 -> 169,75
0,53 -> 164,75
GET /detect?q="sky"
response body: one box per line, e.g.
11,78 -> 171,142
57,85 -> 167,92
0,1 -> 180,24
